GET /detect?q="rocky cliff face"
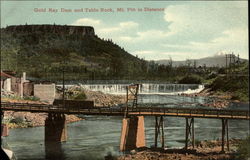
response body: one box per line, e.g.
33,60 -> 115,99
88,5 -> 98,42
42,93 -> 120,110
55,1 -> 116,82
2,24 -> 95,36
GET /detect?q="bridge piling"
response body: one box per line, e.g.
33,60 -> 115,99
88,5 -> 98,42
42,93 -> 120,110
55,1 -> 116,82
120,116 -> 146,151
185,117 -> 195,149
226,120 -> 229,151
161,117 -> 165,148
154,116 -> 165,148
192,118 -> 195,148
221,119 -> 229,152
155,117 -> 158,148
185,118 -> 188,149
45,113 -> 67,142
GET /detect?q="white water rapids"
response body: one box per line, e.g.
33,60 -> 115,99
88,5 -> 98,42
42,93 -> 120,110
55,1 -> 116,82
77,83 -> 204,95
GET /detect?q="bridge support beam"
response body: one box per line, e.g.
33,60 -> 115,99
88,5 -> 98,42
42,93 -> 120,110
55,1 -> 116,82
45,113 -> 67,142
45,142 -> 65,160
154,116 -> 165,148
120,116 -> 146,151
185,117 -> 195,149
221,119 -> 229,152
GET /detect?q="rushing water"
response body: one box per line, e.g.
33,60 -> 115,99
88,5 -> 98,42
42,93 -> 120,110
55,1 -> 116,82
3,83 -> 249,160
77,83 -> 204,95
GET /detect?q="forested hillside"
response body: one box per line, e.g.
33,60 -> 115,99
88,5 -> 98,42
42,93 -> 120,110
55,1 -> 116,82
1,25 -> 147,81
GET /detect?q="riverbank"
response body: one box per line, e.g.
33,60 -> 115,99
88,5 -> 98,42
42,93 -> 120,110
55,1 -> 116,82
209,75 -> 249,103
1,96 -> 84,128
1,89 -> 126,129
3,111 -> 83,129
180,87 -> 249,109
116,139 -> 242,160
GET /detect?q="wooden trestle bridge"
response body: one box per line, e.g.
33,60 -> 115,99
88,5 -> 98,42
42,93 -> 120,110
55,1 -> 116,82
1,84 -> 249,153
1,101 -> 249,152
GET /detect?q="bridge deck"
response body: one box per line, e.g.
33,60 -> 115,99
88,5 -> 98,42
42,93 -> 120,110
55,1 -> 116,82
1,102 -> 249,120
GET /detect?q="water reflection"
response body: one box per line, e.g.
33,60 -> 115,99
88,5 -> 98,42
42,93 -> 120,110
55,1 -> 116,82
45,142 -> 65,160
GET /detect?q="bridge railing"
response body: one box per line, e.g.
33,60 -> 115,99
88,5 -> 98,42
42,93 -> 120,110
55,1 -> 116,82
1,102 -> 249,119
1,101 -> 53,111
128,107 -> 249,118
1,101 -> 126,114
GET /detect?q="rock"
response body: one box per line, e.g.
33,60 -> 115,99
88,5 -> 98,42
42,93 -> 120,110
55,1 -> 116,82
130,150 -> 137,155
117,139 -> 240,160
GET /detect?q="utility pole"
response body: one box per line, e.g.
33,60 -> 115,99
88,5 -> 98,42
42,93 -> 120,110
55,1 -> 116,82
232,52 -> 235,73
229,53 -> 232,76
63,68 -> 65,108
62,59 -> 66,108
237,54 -> 240,64
226,54 -> 228,76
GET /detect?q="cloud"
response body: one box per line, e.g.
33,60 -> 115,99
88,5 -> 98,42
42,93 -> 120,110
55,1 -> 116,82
119,36 -> 133,41
212,28 -> 248,44
162,2 -> 248,55
71,18 -> 101,26
133,50 -> 155,55
99,21 -> 139,34
70,2 -> 248,60
99,27 -> 121,33
117,29 -> 169,43
211,27 -> 248,58
164,2 -> 248,41
119,21 -> 138,28
161,27 -> 248,59
71,18 -> 139,39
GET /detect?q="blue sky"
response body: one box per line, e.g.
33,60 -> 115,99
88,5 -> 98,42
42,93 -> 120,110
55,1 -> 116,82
1,1 -> 248,61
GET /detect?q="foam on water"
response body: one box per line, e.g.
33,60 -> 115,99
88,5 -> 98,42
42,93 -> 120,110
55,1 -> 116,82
73,83 -> 204,95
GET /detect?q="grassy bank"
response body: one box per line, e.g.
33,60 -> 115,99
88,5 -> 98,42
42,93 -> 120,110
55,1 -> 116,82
208,75 -> 249,102
201,61 -> 249,102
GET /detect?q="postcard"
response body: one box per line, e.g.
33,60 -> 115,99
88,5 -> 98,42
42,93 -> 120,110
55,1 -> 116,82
1,1 -> 249,160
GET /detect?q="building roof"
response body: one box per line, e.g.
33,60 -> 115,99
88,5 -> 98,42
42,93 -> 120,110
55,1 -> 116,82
0,71 -> 15,78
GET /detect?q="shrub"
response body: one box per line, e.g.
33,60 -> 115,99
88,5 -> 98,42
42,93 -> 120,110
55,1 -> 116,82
231,90 -> 249,102
23,96 -> 40,101
207,72 -> 217,79
209,76 -> 249,102
178,74 -> 203,84
72,92 -> 87,100
10,117 -> 25,124
209,76 -> 225,90
217,68 -> 226,74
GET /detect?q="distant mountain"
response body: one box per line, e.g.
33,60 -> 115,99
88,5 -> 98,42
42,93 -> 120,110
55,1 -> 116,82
156,54 -> 247,67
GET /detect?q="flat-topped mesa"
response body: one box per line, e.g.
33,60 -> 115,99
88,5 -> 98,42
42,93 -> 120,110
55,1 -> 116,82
2,24 -> 95,36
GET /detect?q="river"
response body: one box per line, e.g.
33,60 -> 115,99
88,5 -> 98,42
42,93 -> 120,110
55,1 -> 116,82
2,83 -> 249,160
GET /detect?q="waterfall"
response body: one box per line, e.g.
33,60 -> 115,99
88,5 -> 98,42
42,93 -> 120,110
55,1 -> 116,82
77,83 -> 204,95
